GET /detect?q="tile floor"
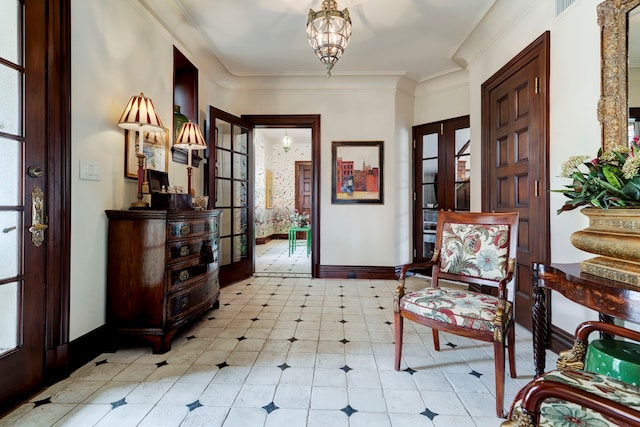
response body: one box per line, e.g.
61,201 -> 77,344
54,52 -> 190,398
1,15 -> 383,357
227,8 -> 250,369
255,239 -> 311,278
0,242 -> 557,427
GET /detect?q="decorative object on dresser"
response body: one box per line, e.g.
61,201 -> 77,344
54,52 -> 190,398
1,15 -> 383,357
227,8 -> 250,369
173,121 -> 207,196
105,209 -> 221,353
117,92 -> 165,209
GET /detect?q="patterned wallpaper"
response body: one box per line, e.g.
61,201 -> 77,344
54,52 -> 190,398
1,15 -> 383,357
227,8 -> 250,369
255,135 -> 311,239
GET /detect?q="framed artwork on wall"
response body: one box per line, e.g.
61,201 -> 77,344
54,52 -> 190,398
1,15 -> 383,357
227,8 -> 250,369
331,141 -> 384,204
265,169 -> 274,209
124,128 -> 169,179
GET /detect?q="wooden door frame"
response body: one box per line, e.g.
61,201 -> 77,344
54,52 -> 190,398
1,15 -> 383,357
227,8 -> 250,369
481,31 -> 551,333
242,115 -> 321,277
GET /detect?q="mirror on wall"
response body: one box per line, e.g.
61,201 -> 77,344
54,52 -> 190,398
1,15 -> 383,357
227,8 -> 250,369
628,5 -> 640,140
598,0 -> 640,150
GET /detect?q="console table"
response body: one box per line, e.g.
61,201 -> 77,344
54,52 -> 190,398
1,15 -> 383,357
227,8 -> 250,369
532,262 -> 640,377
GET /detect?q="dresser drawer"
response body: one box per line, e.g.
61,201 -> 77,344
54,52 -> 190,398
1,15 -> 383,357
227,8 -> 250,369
167,217 -> 219,241
167,235 -> 218,264
168,259 -> 218,292
167,273 -> 219,324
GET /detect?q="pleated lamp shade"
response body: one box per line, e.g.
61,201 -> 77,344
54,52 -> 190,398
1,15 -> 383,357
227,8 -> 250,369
118,92 -> 164,131
174,121 -> 207,151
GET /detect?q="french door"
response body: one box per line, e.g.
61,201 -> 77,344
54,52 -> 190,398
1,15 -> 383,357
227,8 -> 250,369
0,0 -> 70,411
207,107 -> 254,285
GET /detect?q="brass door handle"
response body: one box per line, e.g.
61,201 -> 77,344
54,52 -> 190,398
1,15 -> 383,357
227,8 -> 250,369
29,186 -> 48,247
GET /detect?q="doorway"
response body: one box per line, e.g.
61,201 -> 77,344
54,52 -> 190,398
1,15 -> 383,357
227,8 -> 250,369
253,128 -> 312,277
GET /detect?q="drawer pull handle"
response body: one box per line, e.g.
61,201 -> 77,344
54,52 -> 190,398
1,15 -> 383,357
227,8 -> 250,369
179,270 -> 190,281
180,225 -> 191,235
179,246 -> 190,257
179,297 -> 188,309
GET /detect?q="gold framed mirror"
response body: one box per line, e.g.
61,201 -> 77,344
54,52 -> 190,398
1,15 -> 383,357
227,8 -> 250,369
598,0 -> 640,150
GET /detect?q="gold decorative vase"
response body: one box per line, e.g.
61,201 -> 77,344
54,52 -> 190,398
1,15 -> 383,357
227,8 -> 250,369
570,207 -> 640,286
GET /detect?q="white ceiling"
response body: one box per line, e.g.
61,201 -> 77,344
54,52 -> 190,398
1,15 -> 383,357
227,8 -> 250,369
140,0 -> 507,82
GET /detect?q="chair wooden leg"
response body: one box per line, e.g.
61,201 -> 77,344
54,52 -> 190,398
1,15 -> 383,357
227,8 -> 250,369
394,312 -> 403,371
494,341 -> 506,418
432,329 -> 440,351
507,324 -> 516,378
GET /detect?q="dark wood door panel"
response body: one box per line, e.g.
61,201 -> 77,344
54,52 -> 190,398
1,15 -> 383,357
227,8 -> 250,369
482,32 -> 550,330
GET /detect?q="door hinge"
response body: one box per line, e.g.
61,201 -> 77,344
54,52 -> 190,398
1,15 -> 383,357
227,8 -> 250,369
535,180 -> 540,197
413,139 -> 416,149
413,249 -> 417,258
535,77 -> 540,94
440,123 -> 444,135
413,192 -> 416,201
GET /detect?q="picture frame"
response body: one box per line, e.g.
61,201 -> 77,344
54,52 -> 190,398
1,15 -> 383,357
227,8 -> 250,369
147,170 -> 169,193
332,141 -> 383,204
265,169 -> 274,209
124,128 -> 169,180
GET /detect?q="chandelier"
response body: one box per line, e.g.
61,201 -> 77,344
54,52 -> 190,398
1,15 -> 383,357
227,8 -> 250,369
306,0 -> 352,77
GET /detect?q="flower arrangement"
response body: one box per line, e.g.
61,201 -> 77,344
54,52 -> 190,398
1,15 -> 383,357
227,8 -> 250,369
554,138 -> 640,214
289,209 -> 310,227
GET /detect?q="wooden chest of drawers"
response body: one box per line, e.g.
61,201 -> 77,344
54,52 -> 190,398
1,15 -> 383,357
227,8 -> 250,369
105,209 -> 221,353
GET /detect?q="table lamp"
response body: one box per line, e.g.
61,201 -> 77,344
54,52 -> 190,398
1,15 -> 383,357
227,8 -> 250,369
117,92 -> 164,208
173,121 -> 207,196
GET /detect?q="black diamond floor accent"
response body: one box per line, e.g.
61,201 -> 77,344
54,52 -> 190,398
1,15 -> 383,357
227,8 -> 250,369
339,338 -> 350,345
223,303 -> 231,306
111,398 -> 127,409
262,303 -> 269,307
340,365 -> 352,373
236,292 -> 242,295
300,304 -> 307,308
217,361 -> 229,369
295,318 -> 303,323
156,360 -> 168,368
270,293 -> 276,296
384,321 -> 392,325
288,337 -> 298,343
278,363 -> 291,371
186,400 -> 203,411
33,397 -> 51,407
95,359 -> 108,366
304,293 -> 311,297
237,336 -> 246,341
339,319 -> 347,324
208,316 -> 216,320
378,306 -> 385,310
186,335 -> 196,340
246,283 -> 252,286
262,401 -> 279,414
446,342 -> 458,349
339,294 -> 345,298
404,367 -> 417,375
421,407 -> 438,420
339,305 -> 345,309
251,318 -> 259,322
374,295 -> 380,298
339,285 -> 344,288
341,405 -> 358,417
470,370 -> 483,378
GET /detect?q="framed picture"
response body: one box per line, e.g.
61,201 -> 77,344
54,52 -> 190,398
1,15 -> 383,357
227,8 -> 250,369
332,141 -> 383,204
124,128 -> 169,179
265,169 -> 274,209
147,170 -> 169,193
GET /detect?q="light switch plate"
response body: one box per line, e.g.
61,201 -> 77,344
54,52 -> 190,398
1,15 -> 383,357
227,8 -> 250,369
79,160 -> 101,181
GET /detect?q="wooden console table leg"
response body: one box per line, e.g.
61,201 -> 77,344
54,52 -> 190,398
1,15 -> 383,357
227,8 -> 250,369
532,268 -> 548,378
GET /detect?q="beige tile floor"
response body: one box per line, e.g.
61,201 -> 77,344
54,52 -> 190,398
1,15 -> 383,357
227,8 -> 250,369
0,241 -> 557,427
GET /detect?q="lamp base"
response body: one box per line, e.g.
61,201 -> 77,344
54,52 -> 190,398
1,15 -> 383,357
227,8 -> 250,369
129,200 -> 150,209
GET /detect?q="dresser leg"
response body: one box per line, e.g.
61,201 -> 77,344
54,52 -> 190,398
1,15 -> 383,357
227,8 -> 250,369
532,271 -> 547,378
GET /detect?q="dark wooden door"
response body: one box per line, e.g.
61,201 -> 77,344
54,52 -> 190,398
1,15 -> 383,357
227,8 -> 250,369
295,161 -> 312,216
482,32 -> 550,330
0,0 -> 70,410
412,116 -> 470,263
207,107 -> 254,286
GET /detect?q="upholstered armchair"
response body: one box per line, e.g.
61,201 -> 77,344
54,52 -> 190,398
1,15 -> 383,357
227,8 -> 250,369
503,321 -> 640,426
394,210 -> 519,417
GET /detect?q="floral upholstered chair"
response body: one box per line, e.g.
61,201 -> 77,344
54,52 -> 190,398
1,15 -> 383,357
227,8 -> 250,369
502,321 -> 640,426
394,210 -> 519,418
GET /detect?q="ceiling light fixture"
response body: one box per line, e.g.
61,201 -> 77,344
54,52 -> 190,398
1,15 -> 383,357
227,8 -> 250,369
306,0 -> 352,77
283,130 -> 292,152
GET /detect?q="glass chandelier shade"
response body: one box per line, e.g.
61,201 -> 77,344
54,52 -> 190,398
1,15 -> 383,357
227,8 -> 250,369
283,130 -> 292,152
306,0 -> 351,77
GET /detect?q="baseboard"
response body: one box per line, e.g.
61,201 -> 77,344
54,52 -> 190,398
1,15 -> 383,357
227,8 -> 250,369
256,234 -> 288,245
317,265 -> 396,280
